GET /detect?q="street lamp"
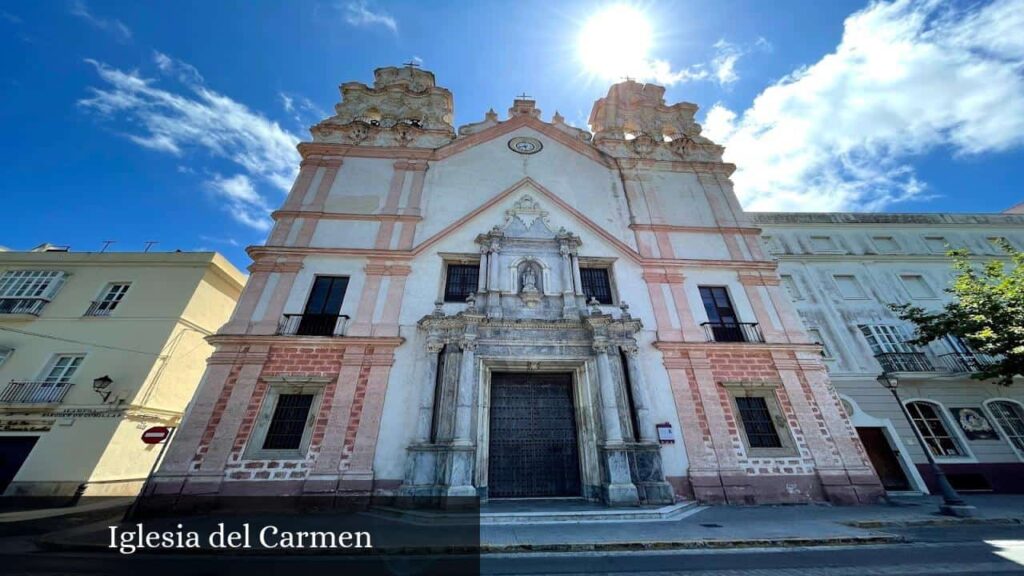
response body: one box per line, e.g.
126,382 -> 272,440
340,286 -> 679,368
876,373 -> 975,517
92,375 -> 114,403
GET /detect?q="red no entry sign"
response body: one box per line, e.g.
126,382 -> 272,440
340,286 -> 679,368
142,426 -> 171,444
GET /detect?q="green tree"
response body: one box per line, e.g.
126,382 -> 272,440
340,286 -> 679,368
891,239 -> 1024,386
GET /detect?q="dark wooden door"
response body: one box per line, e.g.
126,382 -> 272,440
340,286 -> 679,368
857,427 -> 911,491
0,436 -> 38,493
488,373 -> 580,498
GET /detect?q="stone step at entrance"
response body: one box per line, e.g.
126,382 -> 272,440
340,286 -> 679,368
370,500 -> 700,525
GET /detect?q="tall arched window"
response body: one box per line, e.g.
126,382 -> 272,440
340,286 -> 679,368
987,400 -> 1024,453
905,401 -> 965,457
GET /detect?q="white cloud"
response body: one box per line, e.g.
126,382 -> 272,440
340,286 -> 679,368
703,0 -> 1024,212
632,38 -> 766,86
343,1 -> 397,33
279,91 -> 327,127
69,0 -> 132,43
207,174 -> 273,231
78,53 -> 301,229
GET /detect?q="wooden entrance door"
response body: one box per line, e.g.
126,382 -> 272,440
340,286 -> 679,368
488,372 -> 581,498
857,427 -> 911,491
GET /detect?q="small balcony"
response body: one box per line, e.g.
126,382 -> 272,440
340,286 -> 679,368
0,380 -> 73,404
0,298 -> 47,316
701,322 -> 765,344
875,352 -> 934,373
939,351 -> 999,373
84,301 -> 115,317
277,314 -> 350,337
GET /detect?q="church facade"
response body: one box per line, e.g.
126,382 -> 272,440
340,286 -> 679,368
149,66 -> 887,506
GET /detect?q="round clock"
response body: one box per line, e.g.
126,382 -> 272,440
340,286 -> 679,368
508,136 -> 543,155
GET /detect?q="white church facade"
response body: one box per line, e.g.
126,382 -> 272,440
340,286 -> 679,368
148,66 -> 1022,507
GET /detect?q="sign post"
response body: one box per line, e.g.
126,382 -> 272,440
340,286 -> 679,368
124,426 -> 176,521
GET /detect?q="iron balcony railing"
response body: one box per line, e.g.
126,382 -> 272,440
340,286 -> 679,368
875,352 -> 934,373
84,301 -> 115,317
277,314 -> 350,337
0,380 -> 73,404
0,297 -> 48,316
939,351 -> 999,373
701,322 -> 765,344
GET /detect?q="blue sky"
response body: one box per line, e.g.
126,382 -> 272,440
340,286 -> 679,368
2,0 -> 1022,268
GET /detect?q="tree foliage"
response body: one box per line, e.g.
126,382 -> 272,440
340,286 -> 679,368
891,239 -> 1024,386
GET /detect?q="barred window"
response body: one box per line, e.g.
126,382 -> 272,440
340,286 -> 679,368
444,264 -> 479,303
262,394 -> 315,450
735,396 -> 783,448
906,401 -> 965,457
580,267 -> 613,304
988,401 -> 1024,454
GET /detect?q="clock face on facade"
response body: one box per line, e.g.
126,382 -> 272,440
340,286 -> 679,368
508,136 -> 543,155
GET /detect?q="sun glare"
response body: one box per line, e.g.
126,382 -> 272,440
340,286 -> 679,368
578,5 -> 653,80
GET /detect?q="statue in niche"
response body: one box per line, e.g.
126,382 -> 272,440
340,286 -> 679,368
518,262 -> 542,308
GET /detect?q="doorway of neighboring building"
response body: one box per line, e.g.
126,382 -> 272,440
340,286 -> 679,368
0,436 -> 39,494
488,372 -> 581,498
857,427 -> 911,491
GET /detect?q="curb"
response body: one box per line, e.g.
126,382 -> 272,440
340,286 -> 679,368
843,517 -> 1024,529
479,534 -> 904,554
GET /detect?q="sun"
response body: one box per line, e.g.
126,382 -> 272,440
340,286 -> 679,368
577,4 -> 654,81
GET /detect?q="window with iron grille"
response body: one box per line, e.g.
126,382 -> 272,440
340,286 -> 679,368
262,394 -> 314,450
859,325 -> 915,354
735,396 -> 783,448
88,283 -> 130,316
906,401 -> 965,457
988,401 -> 1024,454
580,267 -> 613,304
444,264 -> 479,302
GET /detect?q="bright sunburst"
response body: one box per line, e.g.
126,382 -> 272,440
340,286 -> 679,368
577,4 -> 654,81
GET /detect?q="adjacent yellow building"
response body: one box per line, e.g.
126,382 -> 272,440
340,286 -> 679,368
0,245 -> 244,498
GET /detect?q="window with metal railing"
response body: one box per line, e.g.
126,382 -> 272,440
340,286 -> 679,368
443,264 -> 479,303
85,283 -> 130,316
0,270 -> 66,315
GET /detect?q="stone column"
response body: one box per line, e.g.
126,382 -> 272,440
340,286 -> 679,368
415,339 -> 445,442
622,345 -> 655,442
446,337 -> 478,499
595,341 -> 640,506
560,245 -> 577,318
486,241 -> 502,317
571,253 -> 584,296
477,247 -> 489,294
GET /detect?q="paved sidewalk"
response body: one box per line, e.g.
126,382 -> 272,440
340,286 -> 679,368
480,495 -> 1024,552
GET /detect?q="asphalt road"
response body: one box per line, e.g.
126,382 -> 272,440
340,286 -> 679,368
0,523 -> 1021,575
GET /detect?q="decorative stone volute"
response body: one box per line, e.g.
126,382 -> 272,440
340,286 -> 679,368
311,65 -> 455,148
588,79 -> 723,162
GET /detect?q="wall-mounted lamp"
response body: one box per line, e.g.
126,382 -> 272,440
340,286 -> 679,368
92,375 -> 114,403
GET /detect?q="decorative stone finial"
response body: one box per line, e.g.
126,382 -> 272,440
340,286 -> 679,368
619,301 -> 631,319
433,300 -> 445,316
466,292 -> 477,313
589,297 -> 601,315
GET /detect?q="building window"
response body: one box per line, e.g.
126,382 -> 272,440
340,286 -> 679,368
580,267 -> 613,305
806,328 -> 833,358
833,274 -> 867,299
872,236 -> 901,253
988,236 -> 1012,252
899,274 -> 936,299
809,235 -> 840,252
762,236 -> 782,255
987,401 -> 1024,454
86,283 -> 130,316
443,264 -> 479,303
923,236 -> 949,253
780,275 -> 802,300
906,401 -> 966,458
28,354 -> 84,403
0,270 -> 67,315
262,394 -> 315,450
735,396 -> 782,448
296,276 -> 348,336
858,325 -> 914,354
0,346 -> 12,368
245,382 -> 324,459
699,286 -> 751,342
726,386 -> 797,457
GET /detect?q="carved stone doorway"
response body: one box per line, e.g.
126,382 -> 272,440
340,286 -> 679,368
488,372 -> 582,498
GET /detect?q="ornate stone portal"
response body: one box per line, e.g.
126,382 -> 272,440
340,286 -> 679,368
400,196 -> 674,506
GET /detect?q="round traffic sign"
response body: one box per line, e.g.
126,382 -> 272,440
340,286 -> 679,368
142,426 -> 171,444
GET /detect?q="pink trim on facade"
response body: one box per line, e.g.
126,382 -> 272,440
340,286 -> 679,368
223,271 -> 270,333
382,162 -> 409,212
347,272 -> 383,337
373,221 -> 396,250
282,162 -> 318,211
306,159 -> 343,210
